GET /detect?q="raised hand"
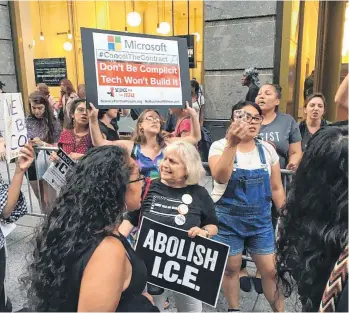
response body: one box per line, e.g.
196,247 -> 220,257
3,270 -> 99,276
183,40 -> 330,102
88,103 -> 99,121
17,144 -> 34,171
226,121 -> 249,148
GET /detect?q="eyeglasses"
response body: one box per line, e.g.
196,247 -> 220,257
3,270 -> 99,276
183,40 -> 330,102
76,108 -> 87,114
128,173 -> 146,184
144,116 -> 161,123
245,113 -> 263,124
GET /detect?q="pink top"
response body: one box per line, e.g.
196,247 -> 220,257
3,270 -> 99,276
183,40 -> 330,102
173,116 -> 192,137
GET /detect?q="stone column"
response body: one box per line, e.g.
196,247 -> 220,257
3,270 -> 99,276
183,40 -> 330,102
203,1 -> 278,120
0,1 -> 17,92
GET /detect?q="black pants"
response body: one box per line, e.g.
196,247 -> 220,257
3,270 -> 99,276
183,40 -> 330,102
0,246 -> 6,312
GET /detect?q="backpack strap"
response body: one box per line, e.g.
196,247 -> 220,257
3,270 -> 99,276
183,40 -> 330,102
319,245 -> 348,312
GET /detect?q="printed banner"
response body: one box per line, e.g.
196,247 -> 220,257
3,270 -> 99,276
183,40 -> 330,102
43,149 -> 75,193
0,93 -> 28,163
135,217 -> 229,307
81,28 -> 191,109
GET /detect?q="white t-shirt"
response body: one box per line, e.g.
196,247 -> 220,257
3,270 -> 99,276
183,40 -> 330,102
208,138 -> 279,203
192,95 -> 204,114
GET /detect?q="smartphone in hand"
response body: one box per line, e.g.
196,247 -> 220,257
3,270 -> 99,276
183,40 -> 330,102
233,109 -> 247,122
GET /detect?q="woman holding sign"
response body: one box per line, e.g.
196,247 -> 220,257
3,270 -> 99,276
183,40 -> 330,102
23,145 -> 159,312
0,144 -> 34,312
120,141 -> 218,312
208,101 -> 286,312
89,102 -> 201,180
57,99 -> 92,160
26,91 -> 61,213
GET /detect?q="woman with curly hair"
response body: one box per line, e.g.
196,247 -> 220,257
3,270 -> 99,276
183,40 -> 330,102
276,121 -> 348,312
22,145 -> 159,312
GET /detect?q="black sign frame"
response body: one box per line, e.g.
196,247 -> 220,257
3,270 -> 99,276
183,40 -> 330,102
135,217 -> 230,307
175,35 -> 196,68
80,27 -> 191,109
33,58 -> 67,86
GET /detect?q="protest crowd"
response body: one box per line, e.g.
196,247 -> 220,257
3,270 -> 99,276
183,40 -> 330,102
0,36 -> 348,313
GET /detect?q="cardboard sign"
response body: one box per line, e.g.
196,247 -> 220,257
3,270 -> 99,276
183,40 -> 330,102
34,58 -> 67,86
81,28 -> 191,109
0,93 -> 28,162
42,149 -> 75,193
135,217 -> 229,307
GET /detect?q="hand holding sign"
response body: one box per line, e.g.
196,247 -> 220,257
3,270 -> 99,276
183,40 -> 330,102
188,227 -> 207,238
17,144 -> 34,171
88,103 -> 99,122
184,101 -> 197,119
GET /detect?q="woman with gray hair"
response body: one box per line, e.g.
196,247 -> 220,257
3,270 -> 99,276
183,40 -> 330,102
241,67 -> 260,103
120,141 -> 218,312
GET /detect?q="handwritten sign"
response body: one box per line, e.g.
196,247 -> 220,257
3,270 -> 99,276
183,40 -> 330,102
135,217 -> 229,307
43,149 -> 75,193
0,93 -> 28,162
81,28 -> 191,109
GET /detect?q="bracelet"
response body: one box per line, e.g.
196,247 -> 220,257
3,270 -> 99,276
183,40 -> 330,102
202,227 -> 210,238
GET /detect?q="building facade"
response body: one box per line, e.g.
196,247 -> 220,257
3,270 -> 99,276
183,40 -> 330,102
0,0 -> 347,137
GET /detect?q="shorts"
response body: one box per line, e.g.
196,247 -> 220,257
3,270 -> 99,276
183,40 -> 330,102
214,205 -> 275,256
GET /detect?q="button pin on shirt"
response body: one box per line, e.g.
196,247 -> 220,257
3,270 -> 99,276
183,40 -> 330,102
178,204 -> 189,215
182,194 -> 192,205
175,214 -> 186,226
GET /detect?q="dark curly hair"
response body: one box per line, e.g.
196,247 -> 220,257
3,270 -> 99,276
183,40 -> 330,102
22,145 -> 134,311
276,121 -> 348,311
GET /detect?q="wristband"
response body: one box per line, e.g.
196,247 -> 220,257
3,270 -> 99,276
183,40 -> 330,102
202,227 -> 210,238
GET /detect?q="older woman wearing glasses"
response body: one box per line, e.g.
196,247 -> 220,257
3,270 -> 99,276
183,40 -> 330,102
208,101 -> 286,312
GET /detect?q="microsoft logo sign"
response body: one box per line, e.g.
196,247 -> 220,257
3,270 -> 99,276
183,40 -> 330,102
107,35 -> 122,51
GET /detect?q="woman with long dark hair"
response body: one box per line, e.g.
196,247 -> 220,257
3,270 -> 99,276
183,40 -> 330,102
276,122 -> 348,312
98,109 -> 120,141
56,99 -> 92,161
58,79 -> 79,125
23,145 -> 159,312
26,91 -> 61,212
299,92 -> 329,151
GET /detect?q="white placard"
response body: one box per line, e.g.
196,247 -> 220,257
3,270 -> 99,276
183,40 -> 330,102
0,223 -> 16,237
0,93 -> 28,163
93,32 -> 182,107
42,149 -> 75,193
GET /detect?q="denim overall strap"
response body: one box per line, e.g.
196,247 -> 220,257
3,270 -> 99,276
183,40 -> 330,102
216,140 -> 272,216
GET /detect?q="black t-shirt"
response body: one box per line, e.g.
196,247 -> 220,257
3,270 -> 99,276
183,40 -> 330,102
125,179 -> 218,231
246,84 -> 260,103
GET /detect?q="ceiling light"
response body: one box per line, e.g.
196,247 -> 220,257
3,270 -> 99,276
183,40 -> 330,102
63,41 -> 73,51
157,22 -> 170,35
40,32 -> 44,41
67,30 -> 72,39
127,11 -> 142,27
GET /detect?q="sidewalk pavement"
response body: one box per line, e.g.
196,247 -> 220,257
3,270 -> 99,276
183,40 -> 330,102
1,162 -> 298,312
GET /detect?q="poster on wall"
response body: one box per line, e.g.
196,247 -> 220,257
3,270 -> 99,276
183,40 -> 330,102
135,217 -> 230,307
0,93 -> 28,163
81,27 -> 191,109
34,58 -> 67,86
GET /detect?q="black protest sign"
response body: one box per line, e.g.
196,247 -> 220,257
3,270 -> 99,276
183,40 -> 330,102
135,217 -> 229,307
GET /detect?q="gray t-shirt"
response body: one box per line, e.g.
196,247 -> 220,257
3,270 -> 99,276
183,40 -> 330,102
259,113 -> 302,169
